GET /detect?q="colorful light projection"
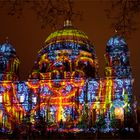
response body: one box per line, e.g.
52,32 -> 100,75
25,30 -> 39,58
0,81 -> 26,130
0,22 -> 134,132
0,78 -> 133,131
0,41 -> 21,130
32,34 -> 99,80
28,21 -> 99,126
27,78 -> 85,123
0,42 -> 20,81
25,78 -> 132,126
105,35 -> 132,78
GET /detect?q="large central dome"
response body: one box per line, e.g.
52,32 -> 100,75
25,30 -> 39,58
39,20 -> 95,56
30,20 -> 98,80
45,20 -> 89,44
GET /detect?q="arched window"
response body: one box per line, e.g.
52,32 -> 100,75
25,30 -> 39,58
113,57 -> 120,66
0,61 -> 5,72
63,61 -> 70,72
86,62 -> 95,78
40,63 -> 47,73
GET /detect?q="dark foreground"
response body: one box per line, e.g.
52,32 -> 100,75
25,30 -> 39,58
0,129 -> 140,140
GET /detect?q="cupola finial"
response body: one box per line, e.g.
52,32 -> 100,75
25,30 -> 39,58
64,19 -> 72,27
5,36 -> 9,43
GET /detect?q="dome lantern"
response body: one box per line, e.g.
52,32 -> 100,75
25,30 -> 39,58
64,20 -> 72,27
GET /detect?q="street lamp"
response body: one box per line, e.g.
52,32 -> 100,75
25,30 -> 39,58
114,107 -> 124,121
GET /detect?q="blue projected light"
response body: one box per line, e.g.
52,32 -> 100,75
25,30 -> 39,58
113,99 -> 125,108
0,21 -> 134,133
0,43 -> 16,54
66,85 -> 72,92
107,35 -> 127,47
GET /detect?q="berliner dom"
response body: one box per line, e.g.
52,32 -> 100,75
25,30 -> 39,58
0,21 -> 135,133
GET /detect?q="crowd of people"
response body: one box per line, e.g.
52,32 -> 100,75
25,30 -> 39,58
0,117 -> 139,139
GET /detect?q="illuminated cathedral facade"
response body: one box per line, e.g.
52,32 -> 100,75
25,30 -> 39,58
0,21 -> 135,131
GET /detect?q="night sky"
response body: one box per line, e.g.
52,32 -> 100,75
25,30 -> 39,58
0,1 -> 140,103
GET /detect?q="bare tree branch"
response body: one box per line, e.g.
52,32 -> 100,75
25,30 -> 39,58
0,0 -> 82,29
105,0 -> 140,38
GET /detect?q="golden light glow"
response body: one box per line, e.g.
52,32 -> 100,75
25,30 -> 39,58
115,107 -> 124,121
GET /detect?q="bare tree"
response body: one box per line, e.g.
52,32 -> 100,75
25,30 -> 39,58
105,0 -> 140,37
0,0 -> 82,29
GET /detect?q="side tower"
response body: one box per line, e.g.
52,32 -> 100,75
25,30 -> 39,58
0,40 -> 20,81
105,35 -> 131,78
104,35 -> 134,128
0,40 -> 21,131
